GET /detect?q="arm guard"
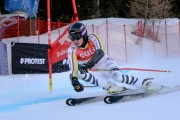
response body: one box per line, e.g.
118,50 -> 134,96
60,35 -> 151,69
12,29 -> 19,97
88,49 -> 105,67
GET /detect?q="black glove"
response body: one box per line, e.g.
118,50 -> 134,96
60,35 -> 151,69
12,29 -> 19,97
78,63 -> 91,74
71,77 -> 84,92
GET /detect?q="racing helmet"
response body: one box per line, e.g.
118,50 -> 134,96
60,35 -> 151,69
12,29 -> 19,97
69,22 -> 88,44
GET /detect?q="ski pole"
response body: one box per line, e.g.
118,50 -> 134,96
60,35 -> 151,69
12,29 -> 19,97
90,68 -> 171,73
84,85 -> 98,88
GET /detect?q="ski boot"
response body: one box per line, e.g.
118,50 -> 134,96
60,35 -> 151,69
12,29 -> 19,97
103,82 -> 127,94
142,78 -> 164,91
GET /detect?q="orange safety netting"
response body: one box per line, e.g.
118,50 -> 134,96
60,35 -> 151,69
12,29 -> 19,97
2,18 -> 69,39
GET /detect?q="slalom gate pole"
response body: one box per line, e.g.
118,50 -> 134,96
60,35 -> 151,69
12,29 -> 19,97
47,0 -> 52,93
90,68 -> 171,73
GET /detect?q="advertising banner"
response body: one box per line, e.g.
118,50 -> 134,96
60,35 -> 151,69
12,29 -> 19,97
11,42 -> 69,74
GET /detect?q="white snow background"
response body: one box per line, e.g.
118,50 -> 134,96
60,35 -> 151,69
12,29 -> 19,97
1,18 -> 180,120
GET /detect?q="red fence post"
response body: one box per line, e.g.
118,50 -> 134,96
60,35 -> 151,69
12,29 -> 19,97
106,19 -> 109,55
165,21 -> 168,58
138,21 -> 143,36
37,17 -> 40,43
16,16 -> 19,42
92,24 -> 94,33
138,21 -> 143,52
124,24 -> 127,64
152,21 -> 155,51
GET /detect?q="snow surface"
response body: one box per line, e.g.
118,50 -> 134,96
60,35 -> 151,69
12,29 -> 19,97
1,18 -> 180,120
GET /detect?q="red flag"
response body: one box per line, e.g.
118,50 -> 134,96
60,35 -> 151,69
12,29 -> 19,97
49,25 -> 72,64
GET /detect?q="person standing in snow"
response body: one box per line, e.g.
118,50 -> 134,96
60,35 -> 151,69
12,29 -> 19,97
67,22 -> 155,93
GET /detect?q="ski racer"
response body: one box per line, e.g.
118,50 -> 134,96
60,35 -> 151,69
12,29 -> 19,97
67,22 -> 156,93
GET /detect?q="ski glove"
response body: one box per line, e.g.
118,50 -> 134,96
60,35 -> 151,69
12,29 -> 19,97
71,77 -> 84,92
78,49 -> 105,74
78,63 -> 91,74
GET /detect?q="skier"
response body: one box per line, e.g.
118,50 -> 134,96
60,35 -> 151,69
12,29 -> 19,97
67,22 -> 156,93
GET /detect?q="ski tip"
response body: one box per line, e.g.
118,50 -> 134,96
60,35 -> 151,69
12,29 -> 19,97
104,96 -> 113,104
66,98 -> 76,106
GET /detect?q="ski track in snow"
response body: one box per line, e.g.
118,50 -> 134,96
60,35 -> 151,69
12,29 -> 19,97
0,94 -> 71,112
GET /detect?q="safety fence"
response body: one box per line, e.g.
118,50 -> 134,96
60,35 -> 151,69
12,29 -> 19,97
2,18 -> 180,74
2,17 -> 69,42
84,19 -> 180,65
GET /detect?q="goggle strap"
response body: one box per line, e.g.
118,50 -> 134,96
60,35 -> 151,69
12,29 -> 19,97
81,29 -> 87,36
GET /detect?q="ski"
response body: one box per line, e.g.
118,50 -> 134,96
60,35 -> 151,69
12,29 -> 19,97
104,85 -> 180,104
66,89 -> 145,106
66,85 -> 180,106
104,91 -> 145,104
66,96 -> 105,106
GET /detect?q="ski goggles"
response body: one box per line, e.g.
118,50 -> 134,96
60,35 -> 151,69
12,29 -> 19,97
69,29 -> 87,41
69,32 -> 82,41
